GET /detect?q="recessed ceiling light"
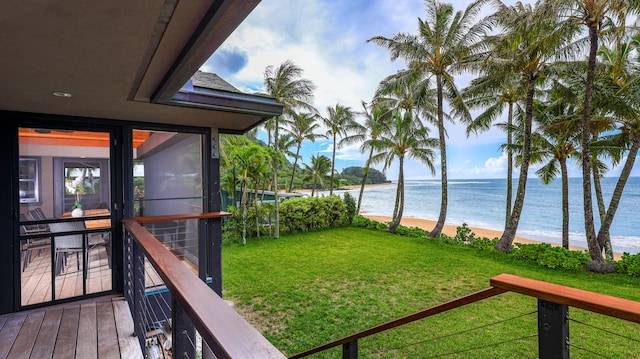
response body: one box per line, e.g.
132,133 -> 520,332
52,91 -> 72,97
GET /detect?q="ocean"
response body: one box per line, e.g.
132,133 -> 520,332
332,177 -> 640,254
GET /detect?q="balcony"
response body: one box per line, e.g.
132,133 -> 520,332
4,212 -> 639,358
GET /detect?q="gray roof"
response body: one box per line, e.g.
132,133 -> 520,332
191,71 -> 241,93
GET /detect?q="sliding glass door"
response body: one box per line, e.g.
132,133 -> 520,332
18,127 -> 114,306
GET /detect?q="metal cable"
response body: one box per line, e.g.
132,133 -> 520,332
424,334 -> 538,358
567,342 -> 611,358
373,310 -> 536,355
569,316 -> 640,343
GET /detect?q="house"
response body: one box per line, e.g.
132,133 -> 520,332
0,1 -> 285,357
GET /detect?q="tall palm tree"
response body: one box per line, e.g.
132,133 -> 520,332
303,155 -> 332,197
369,111 -> 437,232
493,1 -> 574,252
529,89 -> 582,249
463,61 -> 524,227
264,60 -> 316,238
322,104 -> 358,196
351,101 -> 390,214
286,112 -> 322,192
551,0 -> 639,265
368,0 -> 491,237
593,37 -> 640,254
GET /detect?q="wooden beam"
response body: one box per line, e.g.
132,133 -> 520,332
490,273 -> 640,324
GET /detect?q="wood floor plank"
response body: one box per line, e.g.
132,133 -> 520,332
52,306 -> 80,359
75,302 -> 97,359
0,315 -> 27,358
112,298 -> 143,359
0,317 -> 7,331
96,300 -> 119,359
7,311 -> 45,359
30,309 -> 63,359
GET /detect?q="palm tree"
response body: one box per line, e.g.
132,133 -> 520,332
463,61 -> 524,227
228,143 -> 271,245
593,36 -> 640,255
529,89 -> 581,249
286,113 -> 322,192
351,101 -> 390,214
368,0 -> 491,238
492,1 -> 573,252
322,104 -> 358,195
369,110 -> 437,232
551,0 -> 639,265
264,60 -> 316,238
303,155 -> 332,197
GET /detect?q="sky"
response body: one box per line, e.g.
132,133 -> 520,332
201,0 -> 640,180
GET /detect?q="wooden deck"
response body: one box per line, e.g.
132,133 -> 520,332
21,243 -> 112,306
0,297 -> 143,359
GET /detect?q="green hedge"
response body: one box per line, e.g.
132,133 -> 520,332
279,195 -> 347,232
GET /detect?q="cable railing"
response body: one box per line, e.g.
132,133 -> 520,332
291,274 -> 640,358
123,213 -> 286,359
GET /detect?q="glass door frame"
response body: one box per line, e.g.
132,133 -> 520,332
15,121 -> 122,310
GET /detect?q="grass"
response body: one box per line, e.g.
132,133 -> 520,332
222,226 -> 640,358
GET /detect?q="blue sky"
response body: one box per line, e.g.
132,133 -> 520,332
202,0 -> 639,180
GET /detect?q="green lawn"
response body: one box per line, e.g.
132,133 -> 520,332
222,227 -> 640,358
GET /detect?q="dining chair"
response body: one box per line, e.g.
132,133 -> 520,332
49,221 -> 85,276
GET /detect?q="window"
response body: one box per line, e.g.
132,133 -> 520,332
19,157 -> 40,203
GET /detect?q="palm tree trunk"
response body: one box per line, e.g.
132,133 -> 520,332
495,79 -> 535,252
389,157 -> 404,232
311,178 -> 317,197
288,143 -> 302,192
357,147 -> 374,214
429,74 -> 448,238
273,118 -> 280,239
582,25 -> 601,261
596,134 -> 640,250
255,181 -> 260,239
330,133 -> 337,196
506,102 -> 514,226
560,158 -> 569,249
592,160 -> 613,260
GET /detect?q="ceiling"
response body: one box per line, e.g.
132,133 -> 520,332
0,0 -> 281,133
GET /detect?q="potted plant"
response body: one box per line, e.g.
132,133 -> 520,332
71,182 -> 86,217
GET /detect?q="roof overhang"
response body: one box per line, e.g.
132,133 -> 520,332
0,0 -> 281,132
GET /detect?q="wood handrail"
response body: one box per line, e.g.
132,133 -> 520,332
491,273 -> 640,324
293,273 -> 640,358
289,286 -> 507,359
122,217 -> 285,359
132,211 -> 231,223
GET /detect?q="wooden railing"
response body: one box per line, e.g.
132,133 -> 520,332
123,213 -> 286,359
292,274 -> 640,358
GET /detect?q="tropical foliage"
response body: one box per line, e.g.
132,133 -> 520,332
218,0 -> 640,272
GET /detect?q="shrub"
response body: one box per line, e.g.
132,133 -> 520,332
454,223 -> 475,243
511,243 -> 589,271
279,195 -> 347,233
616,252 -> 640,277
342,192 -> 357,225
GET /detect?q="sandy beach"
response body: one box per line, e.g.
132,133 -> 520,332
361,214 -> 623,261
290,183 -> 624,260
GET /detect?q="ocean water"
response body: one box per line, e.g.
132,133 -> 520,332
333,177 -> 640,254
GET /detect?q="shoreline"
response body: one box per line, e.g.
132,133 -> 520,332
362,214 -> 624,261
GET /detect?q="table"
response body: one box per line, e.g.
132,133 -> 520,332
61,208 -> 111,229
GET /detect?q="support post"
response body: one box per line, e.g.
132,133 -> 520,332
173,297 -> 196,359
131,235 -> 146,353
538,299 -> 569,359
342,340 -> 358,359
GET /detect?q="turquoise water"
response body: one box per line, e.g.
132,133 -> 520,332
335,177 -> 640,254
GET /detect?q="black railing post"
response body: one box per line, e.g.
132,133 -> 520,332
198,218 -> 207,281
342,340 -> 358,359
538,299 -> 569,359
173,297 -> 196,359
131,234 -> 146,354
